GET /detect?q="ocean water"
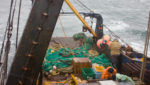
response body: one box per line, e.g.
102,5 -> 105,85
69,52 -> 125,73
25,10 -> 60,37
0,0 -> 150,69
54,0 -> 150,56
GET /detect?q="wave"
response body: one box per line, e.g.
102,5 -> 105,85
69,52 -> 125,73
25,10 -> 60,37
106,20 -> 129,31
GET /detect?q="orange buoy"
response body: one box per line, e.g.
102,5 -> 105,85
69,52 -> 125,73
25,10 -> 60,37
103,35 -> 110,41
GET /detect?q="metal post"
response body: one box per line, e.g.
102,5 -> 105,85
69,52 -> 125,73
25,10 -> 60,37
140,12 -> 150,81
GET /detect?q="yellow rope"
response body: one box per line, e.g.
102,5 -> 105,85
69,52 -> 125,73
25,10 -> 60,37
58,16 -> 76,57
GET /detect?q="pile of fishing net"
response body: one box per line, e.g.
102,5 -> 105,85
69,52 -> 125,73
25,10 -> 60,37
42,33 -> 112,72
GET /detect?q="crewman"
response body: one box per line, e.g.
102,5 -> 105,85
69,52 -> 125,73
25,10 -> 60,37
109,39 -> 121,70
96,35 -> 112,59
101,66 -> 117,80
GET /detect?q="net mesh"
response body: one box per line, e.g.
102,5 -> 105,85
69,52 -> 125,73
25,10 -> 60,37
42,33 -> 112,72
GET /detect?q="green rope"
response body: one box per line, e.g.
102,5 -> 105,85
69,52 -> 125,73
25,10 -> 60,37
42,33 -> 112,72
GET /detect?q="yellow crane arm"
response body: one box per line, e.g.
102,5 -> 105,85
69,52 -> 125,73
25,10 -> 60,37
64,0 -> 97,38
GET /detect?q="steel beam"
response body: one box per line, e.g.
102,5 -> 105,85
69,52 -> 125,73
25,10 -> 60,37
6,0 -> 64,85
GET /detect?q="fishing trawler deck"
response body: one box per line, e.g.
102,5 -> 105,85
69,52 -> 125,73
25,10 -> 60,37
42,37 -> 122,85
1,0 -> 150,85
42,37 -> 146,85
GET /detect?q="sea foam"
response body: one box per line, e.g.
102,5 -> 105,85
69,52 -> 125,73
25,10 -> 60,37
107,20 -> 129,31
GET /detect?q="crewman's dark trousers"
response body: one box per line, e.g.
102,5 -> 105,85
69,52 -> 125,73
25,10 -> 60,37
111,55 -> 121,71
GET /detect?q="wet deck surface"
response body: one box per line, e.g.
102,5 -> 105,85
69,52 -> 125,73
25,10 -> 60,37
49,37 -> 80,49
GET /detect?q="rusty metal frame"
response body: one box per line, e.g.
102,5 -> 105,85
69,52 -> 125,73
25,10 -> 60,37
6,0 -> 64,85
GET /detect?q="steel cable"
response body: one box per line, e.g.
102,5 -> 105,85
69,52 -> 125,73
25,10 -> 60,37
76,0 -> 94,13
16,0 -> 22,49
0,0 -> 18,84
103,24 -> 129,46
0,0 -> 14,64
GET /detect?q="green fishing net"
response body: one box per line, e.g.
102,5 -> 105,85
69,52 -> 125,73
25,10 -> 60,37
42,33 -> 112,72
